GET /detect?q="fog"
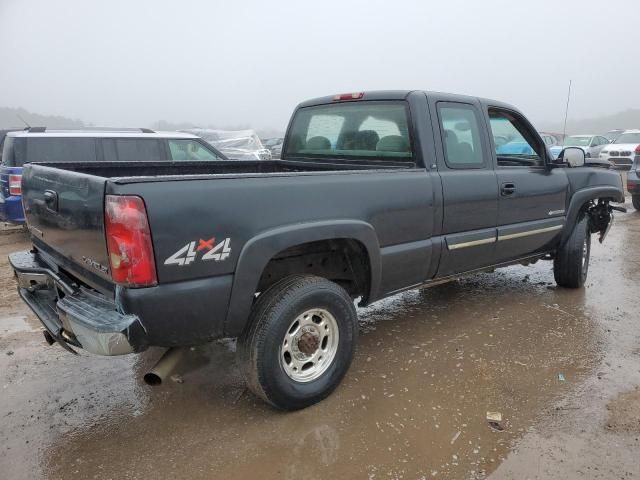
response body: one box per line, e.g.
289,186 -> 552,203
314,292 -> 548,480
0,0 -> 638,131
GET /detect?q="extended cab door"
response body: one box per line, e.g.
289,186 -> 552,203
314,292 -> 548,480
483,104 -> 569,263
428,97 -> 499,276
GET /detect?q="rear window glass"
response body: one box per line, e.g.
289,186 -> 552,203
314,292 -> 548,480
25,138 -> 97,165
284,101 -> 413,160
102,138 -> 165,161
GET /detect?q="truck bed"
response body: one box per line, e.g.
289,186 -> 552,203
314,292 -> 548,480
31,159 -> 416,181
21,159 -> 424,299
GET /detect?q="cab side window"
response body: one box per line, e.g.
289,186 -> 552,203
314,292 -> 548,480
437,103 -> 485,168
489,109 -> 544,167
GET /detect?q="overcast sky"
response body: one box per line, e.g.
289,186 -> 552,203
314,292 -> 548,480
0,0 -> 637,131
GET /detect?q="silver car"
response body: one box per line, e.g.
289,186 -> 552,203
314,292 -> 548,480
549,134 -> 609,159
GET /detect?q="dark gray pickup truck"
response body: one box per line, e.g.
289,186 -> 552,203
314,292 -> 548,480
10,90 -> 625,410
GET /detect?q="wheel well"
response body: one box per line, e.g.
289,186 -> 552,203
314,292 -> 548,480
257,239 -> 371,300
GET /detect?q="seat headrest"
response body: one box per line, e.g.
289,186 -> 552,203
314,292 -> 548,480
306,136 -> 331,150
444,129 -> 458,143
355,130 -> 380,150
376,135 -> 409,152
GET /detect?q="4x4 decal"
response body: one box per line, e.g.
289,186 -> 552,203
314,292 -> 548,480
164,237 -> 231,266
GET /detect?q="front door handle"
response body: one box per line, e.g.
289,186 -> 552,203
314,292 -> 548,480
501,183 -> 516,196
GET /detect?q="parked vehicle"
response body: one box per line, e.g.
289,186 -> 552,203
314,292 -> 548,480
495,132 -> 557,156
0,128 -> 226,224
604,129 -> 624,142
599,130 -> 640,169
271,142 -> 283,159
261,137 -> 284,159
627,154 -> 640,210
549,135 -> 610,160
540,133 -> 559,147
10,90 -> 625,410
183,129 -> 272,160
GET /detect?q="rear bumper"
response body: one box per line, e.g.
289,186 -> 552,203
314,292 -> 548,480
9,250 -> 145,355
0,195 -> 25,224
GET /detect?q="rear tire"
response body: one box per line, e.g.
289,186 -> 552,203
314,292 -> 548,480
237,274 -> 358,410
553,217 -> 591,288
632,195 -> 640,211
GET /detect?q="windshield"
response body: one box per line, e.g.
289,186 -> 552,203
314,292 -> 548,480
284,101 -> 413,160
613,133 -> 640,144
564,136 -> 591,147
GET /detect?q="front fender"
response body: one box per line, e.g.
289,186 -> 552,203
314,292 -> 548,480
223,220 -> 381,337
560,185 -> 624,246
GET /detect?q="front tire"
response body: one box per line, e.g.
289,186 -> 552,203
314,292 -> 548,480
554,217 -> 591,288
632,195 -> 640,211
237,275 -> 358,410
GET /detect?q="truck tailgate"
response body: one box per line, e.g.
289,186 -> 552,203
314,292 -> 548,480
21,164 -> 112,287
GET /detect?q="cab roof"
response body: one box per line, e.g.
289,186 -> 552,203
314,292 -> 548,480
295,90 -> 516,111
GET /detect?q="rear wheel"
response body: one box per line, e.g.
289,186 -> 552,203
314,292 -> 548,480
632,195 -> 640,211
237,274 -> 358,410
554,217 -> 591,288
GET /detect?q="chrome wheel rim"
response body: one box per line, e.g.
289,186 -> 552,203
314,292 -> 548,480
280,308 -> 339,383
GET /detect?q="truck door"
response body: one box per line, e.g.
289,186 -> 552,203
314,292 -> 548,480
429,98 -> 499,276
483,106 -> 569,263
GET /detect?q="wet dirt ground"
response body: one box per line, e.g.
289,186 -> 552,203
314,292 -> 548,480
0,200 -> 639,480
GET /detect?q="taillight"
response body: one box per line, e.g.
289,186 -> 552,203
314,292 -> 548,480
634,144 -> 640,155
9,175 -> 21,196
104,195 -> 157,287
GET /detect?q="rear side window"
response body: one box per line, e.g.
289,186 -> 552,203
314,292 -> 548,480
25,138 -> 96,164
168,139 -> 219,161
437,103 -> 485,168
102,139 -> 165,161
284,101 -> 413,160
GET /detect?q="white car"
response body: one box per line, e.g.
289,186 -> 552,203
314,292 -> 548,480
599,129 -> 640,169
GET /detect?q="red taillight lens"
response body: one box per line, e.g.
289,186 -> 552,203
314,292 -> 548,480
634,144 -> 640,155
9,175 -> 22,196
104,195 -> 157,287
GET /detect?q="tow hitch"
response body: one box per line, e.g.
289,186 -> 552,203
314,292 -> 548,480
588,200 -> 627,243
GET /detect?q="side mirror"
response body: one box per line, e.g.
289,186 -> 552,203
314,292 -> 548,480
558,146 -> 585,167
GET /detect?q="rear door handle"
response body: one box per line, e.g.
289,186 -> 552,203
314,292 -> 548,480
501,183 -> 516,196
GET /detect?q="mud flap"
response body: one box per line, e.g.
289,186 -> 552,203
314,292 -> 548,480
599,215 -> 613,244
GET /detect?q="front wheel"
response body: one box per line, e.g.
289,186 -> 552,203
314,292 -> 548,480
237,275 -> 358,410
553,217 -> 591,288
632,195 -> 640,211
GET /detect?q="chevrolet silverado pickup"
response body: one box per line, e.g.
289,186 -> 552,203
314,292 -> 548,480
10,90 -> 625,410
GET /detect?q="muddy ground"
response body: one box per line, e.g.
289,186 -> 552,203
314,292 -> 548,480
0,200 -> 639,480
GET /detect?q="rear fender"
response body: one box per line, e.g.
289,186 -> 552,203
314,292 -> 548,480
224,220 -> 381,337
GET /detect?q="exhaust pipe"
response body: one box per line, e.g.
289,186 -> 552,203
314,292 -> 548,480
144,347 -> 187,386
